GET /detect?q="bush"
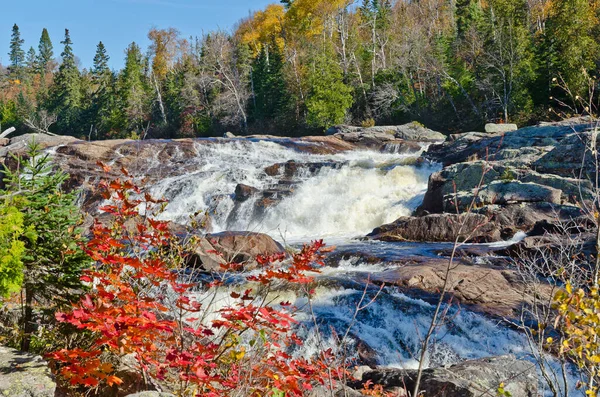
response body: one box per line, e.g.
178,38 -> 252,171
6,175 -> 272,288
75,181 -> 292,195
0,140 -> 90,351
48,165 -> 346,396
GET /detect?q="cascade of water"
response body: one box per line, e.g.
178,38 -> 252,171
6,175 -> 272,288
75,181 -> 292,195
146,139 -> 439,240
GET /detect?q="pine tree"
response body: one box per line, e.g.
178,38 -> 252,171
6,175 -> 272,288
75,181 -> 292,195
37,28 -> 54,74
92,41 -> 110,79
544,0 -> 599,102
250,42 -> 289,124
1,140 -> 89,351
8,24 -> 25,79
48,29 -> 82,135
306,47 -> 353,129
118,42 -> 150,135
88,41 -> 117,139
25,47 -> 38,78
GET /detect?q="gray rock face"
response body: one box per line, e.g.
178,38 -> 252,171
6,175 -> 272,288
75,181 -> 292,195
426,118 -> 592,166
485,123 -> 518,133
452,181 -> 562,209
0,345 -> 56,397
327,122 -> 446,143
355,355 -> 538,397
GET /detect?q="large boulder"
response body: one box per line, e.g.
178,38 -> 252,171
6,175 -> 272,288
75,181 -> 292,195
448,181 -> 562,211
367,213 -> 501,243
354,355 -> 538,397
370,257 -> 551,318
426,118 -> 592,166
186,231 -> 285,272
485,123 -> 518,133
328,123 -> 446,144
0,345 -> 56,397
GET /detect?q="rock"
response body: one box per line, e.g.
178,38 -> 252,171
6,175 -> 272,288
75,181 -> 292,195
186,231 -> 285,272
223,131 -> 236,138
0,138 -> 9,147
367,213 -> 501,243
534,130 -> 599,178
0,345 -> 56,397
371,257 -> 550,318
426,119 -> 592,166
485,123 -> 518,133
328,122 -> 446,143
447,181 -> 562,211
354,355 -> 538,397
234,184 -> 259,202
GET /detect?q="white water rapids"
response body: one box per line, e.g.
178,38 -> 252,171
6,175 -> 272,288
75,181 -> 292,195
147,139 -> 437,240
115,137 -> 579,395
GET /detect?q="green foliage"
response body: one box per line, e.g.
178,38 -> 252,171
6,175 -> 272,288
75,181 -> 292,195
49,29 -> 83,135
1,140 -> 90,350
251,43 -> 289,123
37,28 -> 54,74
306,49 -> 353,129
8,24 -> 25,79
0,206 -> 26,297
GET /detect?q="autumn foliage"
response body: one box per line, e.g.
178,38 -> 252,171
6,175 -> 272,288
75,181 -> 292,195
48,164 -> 344,396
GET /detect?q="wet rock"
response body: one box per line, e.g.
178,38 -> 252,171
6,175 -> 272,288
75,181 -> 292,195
368,213 -> 501,243
372,256 -> 550,318
186,231 -> 285,272
223,131 -> 236,138
0,345 -> 56,397
354,355 -> 537,397
234,184 -> 259,202
485,123 -> 518,133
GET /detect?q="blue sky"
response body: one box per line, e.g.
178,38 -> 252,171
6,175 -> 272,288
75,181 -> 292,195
1,0 -> 274,69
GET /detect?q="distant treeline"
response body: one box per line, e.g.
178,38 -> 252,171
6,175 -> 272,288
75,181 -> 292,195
1,0 -> 599,139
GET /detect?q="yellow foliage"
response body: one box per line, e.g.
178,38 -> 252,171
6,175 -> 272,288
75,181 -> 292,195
237,4 -> 285,56
553,284 -> 600,395
285,0 -> 351,37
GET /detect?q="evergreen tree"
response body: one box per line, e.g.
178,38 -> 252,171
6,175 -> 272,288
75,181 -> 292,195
37,28 -> 54,74
25,47 -> 38,78
544,0 -> 599,103
92,41 -> 110,79
250,42 -> 289,123
118,42 -> 150,135
88,41 -> 117,138
8,24 -> 25,79
1,141 -> 89,351
306,48 -> 354,129
48,29 -> 82,135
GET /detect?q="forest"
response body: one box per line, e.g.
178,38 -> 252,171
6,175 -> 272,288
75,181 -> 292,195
1,0 -> 599,139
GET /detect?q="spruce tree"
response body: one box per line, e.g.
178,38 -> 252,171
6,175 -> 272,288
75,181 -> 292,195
92,41 -> 110,79
1,140 -> 89,351
250,42 -> 289,124
306,47 -> 353,129
8,24 -> 25,79
118,42 -> 149,135
25,47 -> 38,78
90,41 -> 116,138
37,28 -> 54,74
49,29 -> 82,135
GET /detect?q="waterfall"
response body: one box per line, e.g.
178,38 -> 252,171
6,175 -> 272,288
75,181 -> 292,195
147,139 -> 439,240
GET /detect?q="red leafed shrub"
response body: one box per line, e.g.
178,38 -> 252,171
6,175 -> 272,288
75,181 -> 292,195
47,164 -> 345,396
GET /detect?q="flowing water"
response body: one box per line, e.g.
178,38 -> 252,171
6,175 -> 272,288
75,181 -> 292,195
113,138 -> 576,395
